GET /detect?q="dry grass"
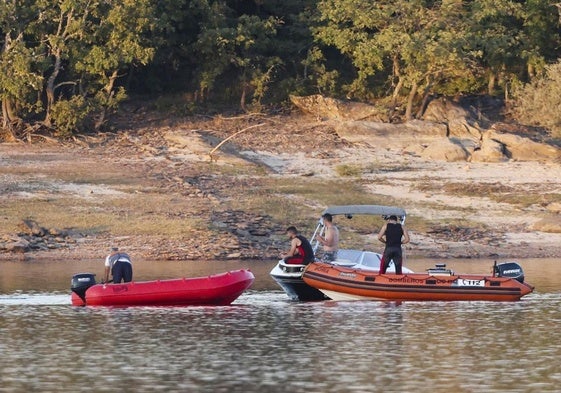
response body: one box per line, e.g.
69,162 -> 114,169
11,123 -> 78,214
414,181 -> 561,208
4,192 -> 207,239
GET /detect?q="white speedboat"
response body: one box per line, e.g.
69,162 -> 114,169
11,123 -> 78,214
270,205 -> 413,301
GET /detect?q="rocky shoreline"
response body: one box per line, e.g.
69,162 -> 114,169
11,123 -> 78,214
1,99 -> 561,262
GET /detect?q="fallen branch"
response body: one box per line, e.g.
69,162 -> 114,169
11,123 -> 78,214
208,123 -> 266,161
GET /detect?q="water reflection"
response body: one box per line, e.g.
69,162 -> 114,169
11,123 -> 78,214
2,292 -> 561,392
1,257 -> 559,294
1,258 -> 561,392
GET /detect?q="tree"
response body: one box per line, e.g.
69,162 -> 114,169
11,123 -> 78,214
0,0 -> 158,139
194,3 -> 282,110
72,0 -> 156,129
314,0 -> 479,119
0,1 -> 43,137
512,60 -> 561,137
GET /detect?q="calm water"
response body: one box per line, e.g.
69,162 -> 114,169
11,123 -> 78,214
1,258 -> 561,393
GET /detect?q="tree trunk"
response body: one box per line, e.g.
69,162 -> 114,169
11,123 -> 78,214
44,49 -> 62,126
488,73 -> 496,95
527,63 -> 535,79
240,85 -> 247,112
388,56 -> 403,122
405,81 -> 418,121
416,76 -> 434,119
94,70 -> 118,130
1,99 -> 17,141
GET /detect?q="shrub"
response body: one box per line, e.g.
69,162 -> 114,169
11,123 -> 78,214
512,61 -> 561,137
50,96 -> 90,138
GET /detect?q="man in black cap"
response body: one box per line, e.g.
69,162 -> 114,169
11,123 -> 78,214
377,215 -> 410,274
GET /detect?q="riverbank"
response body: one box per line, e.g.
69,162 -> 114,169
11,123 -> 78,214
1,109 -> 561,261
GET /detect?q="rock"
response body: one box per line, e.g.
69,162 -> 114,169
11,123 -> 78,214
334,120 -> 447,148
21,219 -> 46,236
249,229 -> 268,236
4,239 -> 30,253
546,202 -> 561,213
420,139 -> 469,162
423,97 -> 475,123
422,97 -> 490,141
289,94 -> 386,121
447,118 -> 483,141
487,130 -> 560,161
528,216 -> 561,233
470,136 -> 508,163
49,228 -> 66,236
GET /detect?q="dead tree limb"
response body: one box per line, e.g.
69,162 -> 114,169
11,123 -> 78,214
208,123 -> 266,161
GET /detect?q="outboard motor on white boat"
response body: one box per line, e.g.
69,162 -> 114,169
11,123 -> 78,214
494,261 -> 525,283
71,273 -> 97,303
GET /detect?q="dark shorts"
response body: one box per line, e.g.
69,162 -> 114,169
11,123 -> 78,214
112,261 -> 133,283
322,251 -> 338,262
380,246 -> 403,274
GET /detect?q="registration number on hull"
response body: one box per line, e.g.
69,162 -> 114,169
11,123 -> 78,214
455,278 -> 485,287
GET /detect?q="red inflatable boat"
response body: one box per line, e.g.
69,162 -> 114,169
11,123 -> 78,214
71,269 -> 254,306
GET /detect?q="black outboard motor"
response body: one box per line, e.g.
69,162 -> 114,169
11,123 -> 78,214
71,273 -> 97,303
494,262 -> 525,283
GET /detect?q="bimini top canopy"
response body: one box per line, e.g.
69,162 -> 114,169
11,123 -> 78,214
322,205 -> 406,217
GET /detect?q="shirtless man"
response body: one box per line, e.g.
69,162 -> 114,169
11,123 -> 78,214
316,213 -> 339,262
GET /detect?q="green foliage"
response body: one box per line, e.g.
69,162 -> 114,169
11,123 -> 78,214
0,36 -> 43,115
1,0 -> 561,139
512,61 -> 561,137
50,96 -> 90,138
0,0 -> 157,138
312,0 -> 561,116
194,8 -> 284,109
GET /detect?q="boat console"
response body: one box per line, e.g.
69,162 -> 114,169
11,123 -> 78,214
426,263 -> 454,276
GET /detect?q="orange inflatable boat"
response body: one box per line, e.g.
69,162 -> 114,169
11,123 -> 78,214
302,261 -> 534,302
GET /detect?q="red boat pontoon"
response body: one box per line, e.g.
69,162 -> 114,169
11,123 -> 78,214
71,269 -> 254,306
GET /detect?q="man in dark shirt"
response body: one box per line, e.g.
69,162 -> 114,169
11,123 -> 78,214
282,226 -> 315,265
377,215 -> 410,274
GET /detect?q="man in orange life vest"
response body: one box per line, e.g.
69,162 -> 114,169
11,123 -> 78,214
282,226 -> 315,265
377,215 -> 410,274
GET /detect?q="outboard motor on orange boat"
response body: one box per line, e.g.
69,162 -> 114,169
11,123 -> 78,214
71,273 -> 97,303
494,262 -> 525,283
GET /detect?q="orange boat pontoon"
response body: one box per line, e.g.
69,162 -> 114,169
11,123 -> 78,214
302,261 -> 534,302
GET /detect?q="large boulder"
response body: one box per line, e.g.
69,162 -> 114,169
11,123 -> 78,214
487,130 -> 560,161
334,119 -> 447,148
447,118 -> 484,141
470,135 -> 508,163
420,139 -> 469,162
289,95 -> 386,121
423,98 -> 485,141
423,97 -> 474,122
